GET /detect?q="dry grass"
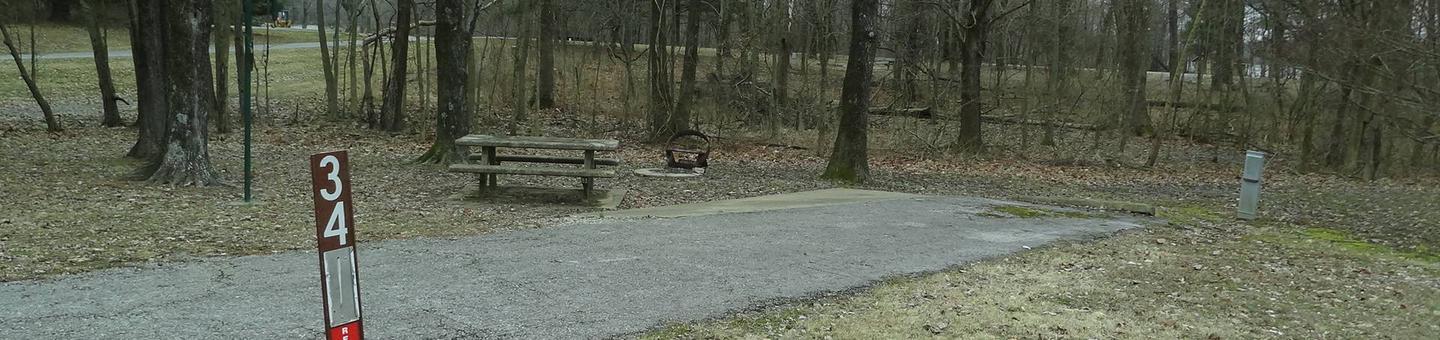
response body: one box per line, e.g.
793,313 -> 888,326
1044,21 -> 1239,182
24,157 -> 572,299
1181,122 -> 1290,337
640,208 -> 1440,339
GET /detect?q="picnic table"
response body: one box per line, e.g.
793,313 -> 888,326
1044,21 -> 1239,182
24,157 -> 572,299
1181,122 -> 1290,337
449,135 -> 621,197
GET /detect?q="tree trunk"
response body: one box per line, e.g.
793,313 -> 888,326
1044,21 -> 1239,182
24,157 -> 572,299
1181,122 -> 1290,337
417,0 -> 471,164
1118,0 -> 1152,140
672,0 -> 703,134
1043,0 -> 1072,146
646,0 -> 674,141
363,0 -> 382,125
715,0 -> 732,80
317,0 -> 339,119
212,1 -> 232,133
774,0 -> 792,108
86,0 -> 124,128
48,0 -> 78,22
815,0 -> 835,156
1,23 -> 60,132
1208,0 -> 1242,91
1166,0 -> 1179,76
144,0 -> 222,186
777,36 -> 793,105
233,7 -> 247,116
299,0 -> 310,28
1326,63 -> 1357,169
346,2 -> 361,118
126,0 -> 166,159
510,10 -> 533,135
379,0 -> 412,132
821,0 -> 879,183
895,0 -> 924,103
955,0 -> 993,152
536,0 -> 557,108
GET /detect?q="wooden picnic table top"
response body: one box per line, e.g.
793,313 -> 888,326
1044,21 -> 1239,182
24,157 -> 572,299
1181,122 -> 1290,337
455,135 -> 619,151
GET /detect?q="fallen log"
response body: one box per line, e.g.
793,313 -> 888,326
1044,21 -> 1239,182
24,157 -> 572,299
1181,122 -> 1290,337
1146,99 -> 1241,112
362,20 -> 437,46
863,106 -> 1100,131
868,107 -> 933,119
981,115 -> 1101,131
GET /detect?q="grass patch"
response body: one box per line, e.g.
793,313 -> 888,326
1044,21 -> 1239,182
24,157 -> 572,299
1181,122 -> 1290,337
992,205 -> 1050,218
1305,227 -> 1440,263
1,24 -> 322,54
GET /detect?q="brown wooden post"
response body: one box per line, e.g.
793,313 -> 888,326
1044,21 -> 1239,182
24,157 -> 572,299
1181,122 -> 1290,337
484,146 -> 498,188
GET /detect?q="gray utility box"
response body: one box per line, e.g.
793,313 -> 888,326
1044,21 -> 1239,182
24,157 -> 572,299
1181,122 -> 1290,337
1237,150 -> 1266,220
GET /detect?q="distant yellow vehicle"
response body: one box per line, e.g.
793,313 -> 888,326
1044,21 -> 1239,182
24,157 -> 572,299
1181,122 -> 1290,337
272,10 -> 292,28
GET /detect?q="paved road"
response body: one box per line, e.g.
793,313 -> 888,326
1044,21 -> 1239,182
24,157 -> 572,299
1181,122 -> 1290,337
11,42 -> 325,61
10,37 -> 444,61
0,191 -> 1142,339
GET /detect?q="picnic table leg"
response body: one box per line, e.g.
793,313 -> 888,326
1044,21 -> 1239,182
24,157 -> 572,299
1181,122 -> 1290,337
582,150 -> 595,198
475,146 -> 491,193
485,146 -> 498,189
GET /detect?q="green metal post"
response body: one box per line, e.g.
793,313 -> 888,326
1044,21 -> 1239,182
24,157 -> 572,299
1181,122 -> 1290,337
241,0 -> 255,202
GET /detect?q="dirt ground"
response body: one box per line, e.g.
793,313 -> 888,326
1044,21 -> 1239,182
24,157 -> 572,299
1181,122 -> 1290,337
3,108 -> 1438,338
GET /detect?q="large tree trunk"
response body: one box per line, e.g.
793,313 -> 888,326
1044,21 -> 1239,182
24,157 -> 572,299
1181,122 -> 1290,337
1207,0 -> 1242,91
1,24 -> 60,132
379,0 -> 413,132
212,0 -> 232,133
317,0 -> 339,119
86,0 -> 123,128
126,0 -> 166,159
536,0 -> 557,108
1117,0 -> 1152,140
955,0 -> 993,152
1326,62 -> 1358,169
821,0 -> 879,183
645,0 -> 674,141
144,0 -> 221,186
417,0 -> 471,164
50,0 -> 78,22
672,0 -> 703,134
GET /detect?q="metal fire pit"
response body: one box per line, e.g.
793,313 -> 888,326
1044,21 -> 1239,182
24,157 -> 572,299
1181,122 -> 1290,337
665,130 -> 711,170
636,130 -> 712,178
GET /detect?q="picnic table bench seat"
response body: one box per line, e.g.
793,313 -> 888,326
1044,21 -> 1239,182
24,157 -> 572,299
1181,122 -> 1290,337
466,154 -> 622,166
447,164 -> 617,178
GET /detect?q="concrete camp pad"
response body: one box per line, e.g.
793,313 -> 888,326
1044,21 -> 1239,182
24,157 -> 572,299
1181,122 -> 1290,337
0,191 -> 1143,339
454,184 -> 629,210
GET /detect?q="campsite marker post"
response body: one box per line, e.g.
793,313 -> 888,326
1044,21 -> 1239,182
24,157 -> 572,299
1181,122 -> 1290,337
310,151 -> 364,340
